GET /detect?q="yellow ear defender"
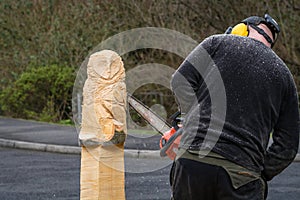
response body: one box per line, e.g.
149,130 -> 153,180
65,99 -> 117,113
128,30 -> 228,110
225,14 -> 280,48
231,23 -> 248,36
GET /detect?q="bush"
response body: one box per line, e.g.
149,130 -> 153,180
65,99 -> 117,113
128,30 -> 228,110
1,1 -> 299,122
0,65 -> 75,122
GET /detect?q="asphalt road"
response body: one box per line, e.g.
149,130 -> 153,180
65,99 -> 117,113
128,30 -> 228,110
0,147 -> 172,200
0,117 -> 162,150
1,147 -> 300,200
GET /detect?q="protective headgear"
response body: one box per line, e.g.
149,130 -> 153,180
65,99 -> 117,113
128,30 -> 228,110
231,23 -> 249,36
225,14 -> 280,48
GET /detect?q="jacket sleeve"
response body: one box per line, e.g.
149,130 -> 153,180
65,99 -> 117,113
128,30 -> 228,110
262,75 -> 300,181
170,38 -> 214,115
170,59 -> 204,115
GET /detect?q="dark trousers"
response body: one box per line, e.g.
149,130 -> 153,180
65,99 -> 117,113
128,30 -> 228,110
171,158 -> 265,200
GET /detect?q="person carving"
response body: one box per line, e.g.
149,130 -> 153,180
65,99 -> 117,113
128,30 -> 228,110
170,14 -> 299,200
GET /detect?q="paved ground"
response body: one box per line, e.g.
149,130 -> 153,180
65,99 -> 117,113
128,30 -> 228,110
0,117 -> 161,150
0,147 -> 172,200
1,147 -> 300,200
0,117 -> 300,199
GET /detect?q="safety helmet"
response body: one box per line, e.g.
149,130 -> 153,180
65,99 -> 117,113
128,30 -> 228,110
242,14 -> 280,47
226,14 -> 280,48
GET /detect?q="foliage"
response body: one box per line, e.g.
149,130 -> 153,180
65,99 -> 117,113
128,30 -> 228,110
0,0 -> 299,122
0,65 -> 75,122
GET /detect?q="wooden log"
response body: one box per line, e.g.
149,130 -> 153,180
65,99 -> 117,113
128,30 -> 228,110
79,50 -> 127,200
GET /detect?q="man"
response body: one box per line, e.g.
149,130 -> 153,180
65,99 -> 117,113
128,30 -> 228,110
170,14 -> 299,200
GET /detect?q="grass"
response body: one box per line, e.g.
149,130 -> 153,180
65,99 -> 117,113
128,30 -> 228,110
128,128 -> 159,136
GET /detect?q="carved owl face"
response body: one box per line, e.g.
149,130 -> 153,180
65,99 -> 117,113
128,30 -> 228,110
87,50 -> 124,81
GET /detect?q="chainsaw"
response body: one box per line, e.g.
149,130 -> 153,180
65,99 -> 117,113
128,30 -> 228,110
127,93 -> 182,160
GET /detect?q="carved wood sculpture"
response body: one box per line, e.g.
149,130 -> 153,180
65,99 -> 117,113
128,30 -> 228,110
79,50 -> 127,200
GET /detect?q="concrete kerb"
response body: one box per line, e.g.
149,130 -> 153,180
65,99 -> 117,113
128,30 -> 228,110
1,138 -> 299,162
0,138 -> 164,159
295,154 -> 300,162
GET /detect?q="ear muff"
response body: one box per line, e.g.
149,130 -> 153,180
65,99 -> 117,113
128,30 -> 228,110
231,23 -> 248,36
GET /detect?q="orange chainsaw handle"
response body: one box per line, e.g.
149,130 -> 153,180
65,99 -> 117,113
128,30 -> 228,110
160,126 -> 182,160
159,127 -> 177,149
159,111 -> 182,160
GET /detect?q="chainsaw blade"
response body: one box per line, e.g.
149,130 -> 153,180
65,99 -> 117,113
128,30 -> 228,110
128,93 -> 171,135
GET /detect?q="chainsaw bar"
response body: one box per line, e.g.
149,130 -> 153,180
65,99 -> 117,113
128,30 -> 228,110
127,93 -> 171,135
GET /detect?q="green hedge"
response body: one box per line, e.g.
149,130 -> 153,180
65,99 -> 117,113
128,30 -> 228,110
0,65 -> 75,123
1,1 -> 299,122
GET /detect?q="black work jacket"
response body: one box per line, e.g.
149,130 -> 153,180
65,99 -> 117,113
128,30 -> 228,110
171,34 -> 299,181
